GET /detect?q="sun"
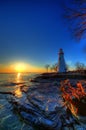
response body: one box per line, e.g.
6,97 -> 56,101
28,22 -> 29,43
15,63 -> 27,72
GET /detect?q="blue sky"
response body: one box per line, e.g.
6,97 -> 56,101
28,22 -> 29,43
0,0 -> 86,72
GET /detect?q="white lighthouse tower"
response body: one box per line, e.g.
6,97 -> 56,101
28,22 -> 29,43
58,48 -> 66,73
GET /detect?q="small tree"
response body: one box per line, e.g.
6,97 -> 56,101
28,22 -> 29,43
75,62 -> 85,72
52,63 -> 58,72
50,66 -> 53,72
45,64 -> 50,73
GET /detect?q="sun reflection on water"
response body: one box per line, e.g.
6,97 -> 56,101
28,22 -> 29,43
14,73 -> 22,98
14,87 -> 22,98
17,72 -> 21,78
17,73 -> 21,83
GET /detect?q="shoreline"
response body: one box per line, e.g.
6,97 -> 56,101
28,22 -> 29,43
0,72 -> 86,130
30,72 -> 86,83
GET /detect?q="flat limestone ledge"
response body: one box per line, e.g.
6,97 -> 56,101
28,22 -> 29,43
30,72 -> 86,83
9,76 -> 86,130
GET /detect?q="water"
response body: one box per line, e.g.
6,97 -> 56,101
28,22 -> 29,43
0,73 -> 39,130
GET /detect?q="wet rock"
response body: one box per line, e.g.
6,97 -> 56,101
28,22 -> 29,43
0,91 -> 13,95
11,101 -> 62,129
8,81 -> 64,130
73,125 -> 86,130
5,78 -> 86,130
1,82 -> 25,87
20,111 -> 62,130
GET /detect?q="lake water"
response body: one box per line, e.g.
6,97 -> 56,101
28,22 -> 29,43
0,73 -> 39,130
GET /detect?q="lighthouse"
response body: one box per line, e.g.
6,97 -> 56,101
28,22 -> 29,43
58,48 -> 66,73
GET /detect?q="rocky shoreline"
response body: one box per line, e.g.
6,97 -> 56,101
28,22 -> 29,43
0,73 -> 86,130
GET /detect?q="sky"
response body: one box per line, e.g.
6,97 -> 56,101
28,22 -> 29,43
0,0 -> 86,73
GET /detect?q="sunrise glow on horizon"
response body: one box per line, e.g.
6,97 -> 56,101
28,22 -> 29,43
0,62 -> 45,73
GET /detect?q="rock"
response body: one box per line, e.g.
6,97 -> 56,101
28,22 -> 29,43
7,79 -> 86,130
73,125 -> 86,130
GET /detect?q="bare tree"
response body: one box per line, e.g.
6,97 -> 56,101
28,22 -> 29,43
52,63 -> 58,72
45,64 -> 50,73
50,66 -> 53,72
75,62 -> 85,71
64,0 -> 86,40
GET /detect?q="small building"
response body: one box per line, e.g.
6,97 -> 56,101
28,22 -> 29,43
58,48 -> 66,73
